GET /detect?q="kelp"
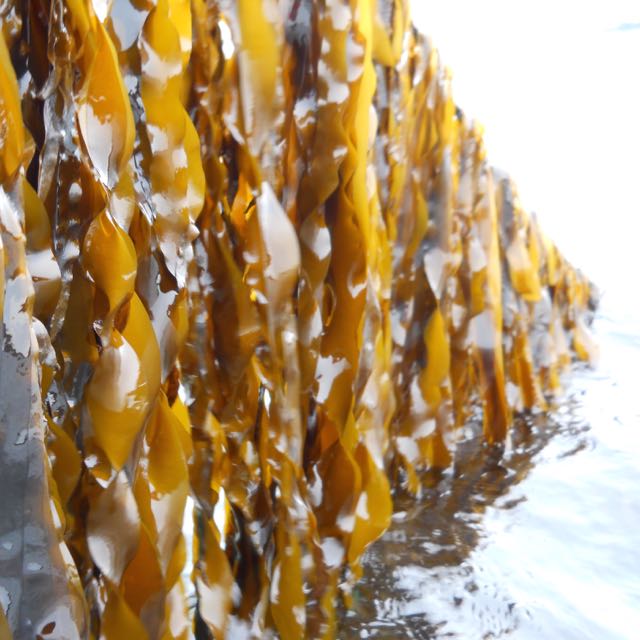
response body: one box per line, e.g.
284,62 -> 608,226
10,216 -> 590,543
0,0 -> 596,638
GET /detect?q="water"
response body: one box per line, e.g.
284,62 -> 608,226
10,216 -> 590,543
337,4 -> 640,638
340,306 -> 640,638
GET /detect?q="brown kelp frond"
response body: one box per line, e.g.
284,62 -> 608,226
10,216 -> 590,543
0,1 -> 595,638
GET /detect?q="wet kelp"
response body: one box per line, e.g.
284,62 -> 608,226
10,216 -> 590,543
0,0 -> 596,638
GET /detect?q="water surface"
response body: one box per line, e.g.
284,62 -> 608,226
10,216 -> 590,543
340,308 -> 640,639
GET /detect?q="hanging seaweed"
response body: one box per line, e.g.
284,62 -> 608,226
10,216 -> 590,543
0,1 -> 596,638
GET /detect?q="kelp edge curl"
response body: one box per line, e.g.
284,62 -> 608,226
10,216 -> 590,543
0,1 -> 597,639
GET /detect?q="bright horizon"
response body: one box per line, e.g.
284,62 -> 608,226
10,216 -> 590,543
410,0 -> 640,320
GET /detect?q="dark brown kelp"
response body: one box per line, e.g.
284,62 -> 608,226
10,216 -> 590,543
0,1 -> 596,638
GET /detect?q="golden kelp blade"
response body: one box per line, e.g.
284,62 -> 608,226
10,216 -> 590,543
0,0 -> 596,638
0,28 -> 87,640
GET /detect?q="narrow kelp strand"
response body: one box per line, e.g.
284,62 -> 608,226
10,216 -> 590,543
0,19 -> 87,638
0,1 -> 596,638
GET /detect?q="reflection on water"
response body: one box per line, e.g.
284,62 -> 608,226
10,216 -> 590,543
340,309 -> 640,639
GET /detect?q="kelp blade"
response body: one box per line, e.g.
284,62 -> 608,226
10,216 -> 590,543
0,1 -> 596,638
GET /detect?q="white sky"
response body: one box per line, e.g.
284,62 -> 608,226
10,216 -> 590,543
410,0 -> 640,319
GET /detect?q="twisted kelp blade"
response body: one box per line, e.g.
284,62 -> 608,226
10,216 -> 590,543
0,31 -> 88,639
0,1 -> 596,638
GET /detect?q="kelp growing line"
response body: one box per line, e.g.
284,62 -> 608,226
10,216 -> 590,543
0,0 -> 596,638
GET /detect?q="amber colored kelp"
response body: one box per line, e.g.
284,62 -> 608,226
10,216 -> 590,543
0,1 -> 596,638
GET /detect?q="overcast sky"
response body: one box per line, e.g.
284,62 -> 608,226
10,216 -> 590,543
410,0 -> 640,319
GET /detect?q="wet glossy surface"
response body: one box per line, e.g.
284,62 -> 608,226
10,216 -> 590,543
0,1 -> 598,638
339,309 -> 640,639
